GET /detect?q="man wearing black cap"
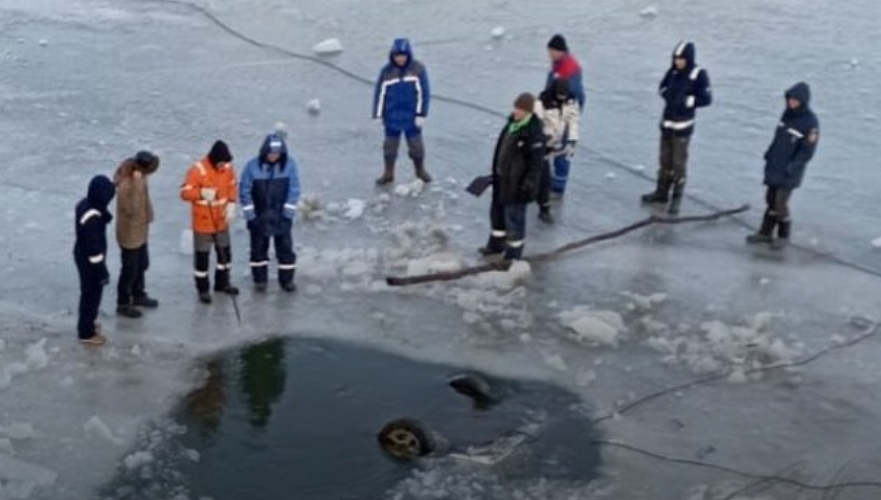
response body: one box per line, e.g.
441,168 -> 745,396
641,41 -> 712,215
480,93 -> 546,261
546,34 -> 585,110
180,140 -> 240,304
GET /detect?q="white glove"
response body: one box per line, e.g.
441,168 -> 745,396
415,116 -> 426,129
225,203 -> 237,224
686,95 -> 696,109
200,188 -> 217,201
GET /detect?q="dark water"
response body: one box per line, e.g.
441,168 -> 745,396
100,338 -> 600,500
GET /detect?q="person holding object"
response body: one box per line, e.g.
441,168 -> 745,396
479,93 -> 545,261
372,38 -> 432,185
534,78 -> 581,222
73,175 -> 115,346
114,151 -> 160,319
746,82 -> 819,249
180,140 -> 240,304
641,41 -> 712,215
240,133 -> 302,293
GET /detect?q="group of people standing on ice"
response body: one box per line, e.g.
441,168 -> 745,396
72,33 -> 819,345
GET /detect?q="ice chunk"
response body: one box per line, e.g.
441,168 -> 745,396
606,172 -> 616,179
343,199 -> 366,220
84,416 -> 124,446
297,194 -> 324,221
406,252 -> 465,276
850,58 -> 861,68
131,345 -> 142,357
0,454 -> 58,498
179,229 -> 194,256
123,451 -> 154,470
544,353 -> 568,372
306,98 -> 321,116
640,5 -> 659,18
39,39 -> 49,47
871,236 -> 881,248
621,291 -> 666,311
473,260 -> 532,289
490,26 -> 506,39
559,307 -> 626,347
395,180 -> 426,198
313,38 -> 344,56
25,339 -> 49,370
0,423 -> 38,440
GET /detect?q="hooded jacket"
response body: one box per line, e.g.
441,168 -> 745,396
546,52 -> 586,110
659,41 -> 712,137
240,134 -> 302,236
74,175 -> 116,281
535,79 -> 581,151
114,158 -> 157,249
180,155 -> 238,234
491,114 -> 546,205
372,38 -> 431,130
764,82 -> 820,189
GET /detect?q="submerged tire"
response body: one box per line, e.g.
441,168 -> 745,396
377,418 -> 435,460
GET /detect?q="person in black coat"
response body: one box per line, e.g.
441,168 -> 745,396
641,41 -> 712,215
480,93 -> 546,261
73,175 -> 116,346
747,82 -> 819,249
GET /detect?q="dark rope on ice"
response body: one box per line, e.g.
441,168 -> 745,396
139,0 -> 881,284
593,440 -> 881,494
591,322 -> 880,426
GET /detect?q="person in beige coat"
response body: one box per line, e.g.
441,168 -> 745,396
113,151 -> 160,318
534,78 -> 580,223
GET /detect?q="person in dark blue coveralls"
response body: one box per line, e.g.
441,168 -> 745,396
73,175 -> 116,346
240,133 -> 302,292
747,82 -> 820,250
373,38 -> 432,185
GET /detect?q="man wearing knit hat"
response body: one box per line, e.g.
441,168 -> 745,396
180,140 -> 240,304
546,34 -> 585,109
480,93 -> 546,261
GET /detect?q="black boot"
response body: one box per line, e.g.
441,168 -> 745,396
116,305 -> 143,319
641,178 -> 671,204
132,295 -> 159,308
746,213 -> 775,244
667,184 -> 684,216
538,206 -> 554,224
376,159 -> 395,186
414,158 -> 432,183
479,235 -> 505,257
772,219 -> 791,250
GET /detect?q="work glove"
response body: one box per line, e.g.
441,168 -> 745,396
225,203 -> 237,225
415,116 -> 426,129
200,188 -> 217,202
686,95 -> 696,109
565,140 -> 578,160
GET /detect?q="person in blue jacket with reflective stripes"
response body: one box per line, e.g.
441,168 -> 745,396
373,38 -> 432,185
240,133 -> 302,292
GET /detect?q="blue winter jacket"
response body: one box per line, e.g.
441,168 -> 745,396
659,41 -> 712,137
73,175 -> 115,281
764,82 -> 820,189
240,134 -> 302,236
373,38 -> 431,130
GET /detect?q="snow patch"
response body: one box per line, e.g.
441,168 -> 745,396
559,307 -> 626,347
394,180 -> 426,198
297,194 -> 324,221
84,416 -> 124,446
343,199 -> 366,220
313,38 -> 344,56
639,5 -> 659,18
123,450 -> 154,470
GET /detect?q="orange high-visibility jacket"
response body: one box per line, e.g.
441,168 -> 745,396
180,158 -> 238,234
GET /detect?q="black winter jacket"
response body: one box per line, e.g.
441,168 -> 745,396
659,42 -> 712,137
764,82 -> 820,189
73,175 -> 115,282
492,115 -> 546,205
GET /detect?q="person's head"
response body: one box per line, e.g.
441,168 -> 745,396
133,150 -> 160,175
512,93 -> 535,121
785,82 -> 811,111
260,133 -> 288,165
547,34 -> 568,63
672,41 -> 695,70
87,175 -> 116,210
207,140 -> 233,167
389,38 -> 413,68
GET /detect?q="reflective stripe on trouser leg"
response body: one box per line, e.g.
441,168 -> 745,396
250,230 -> 270,284
194,251 -> 210,293
502,204 -> 527,260
275,231 -> 297,286
551,154 -> 571,194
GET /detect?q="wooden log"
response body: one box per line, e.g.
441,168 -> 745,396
386,204 -> 750,287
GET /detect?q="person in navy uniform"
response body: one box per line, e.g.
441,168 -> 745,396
73,175 -> 116,346
641,41 -> 712,215
747,82 -> 819,249
373,38 -> 432,185
240,133 -> 302,292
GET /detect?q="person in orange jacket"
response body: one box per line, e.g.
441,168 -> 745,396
180,140 -> 240,303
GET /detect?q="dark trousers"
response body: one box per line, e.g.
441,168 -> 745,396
765,186 -> 792,221
117,244 -> 149,306
384,126 -> 425,163
194,231 -> 232,293
537,158 -> 552,208
488,197 -> 528,260
249,229 -> 297,286
76,264 -> 104,339
659,134 -> 691,192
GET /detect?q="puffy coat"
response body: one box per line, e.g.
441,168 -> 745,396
764,82 -> 820,189
546,53 -> 586,110
659,41 -> 712,137
492,114 -> 546,205
113,159 -> 155,249
373,38 -> 431,130
74,175 -> 115,281
180,158 -> 238,234
535,82 -> 581,152
240,134 -> 302,236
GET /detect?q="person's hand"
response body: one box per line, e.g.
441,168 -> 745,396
200,188 -> 217,201
565,140 -> 578,159
686,95 -> 696,108
415,116 -> 426,129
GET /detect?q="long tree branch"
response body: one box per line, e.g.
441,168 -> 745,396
386,204 -> 750,287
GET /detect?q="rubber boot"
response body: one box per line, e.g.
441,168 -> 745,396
376,159 -> 395,186
772,219 -> 791,250
641,178 -> 671,204
746,213 -> 775,245
479,235 -> 505,257
667,184 -> 685,216
538,205 -> 554,224
414,159 -> 432,183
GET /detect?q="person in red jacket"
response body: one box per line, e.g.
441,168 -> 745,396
180,140 -> 240,304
